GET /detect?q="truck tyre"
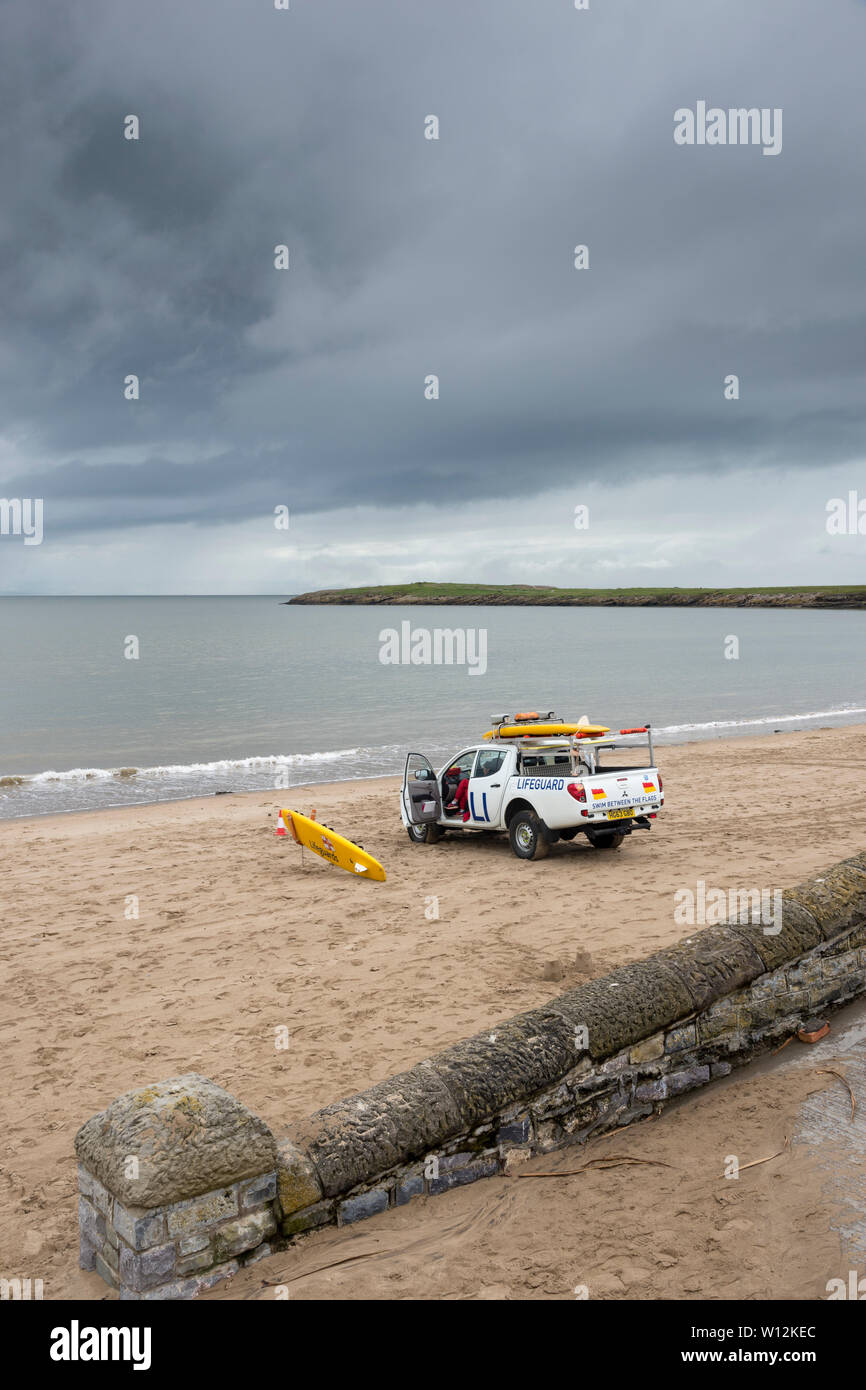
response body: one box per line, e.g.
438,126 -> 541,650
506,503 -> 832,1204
588,831 -> 625,850
508,811 -> 550,860
407,823 -> 444,845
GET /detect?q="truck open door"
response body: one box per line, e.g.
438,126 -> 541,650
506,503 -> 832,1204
402,753 -> 442,824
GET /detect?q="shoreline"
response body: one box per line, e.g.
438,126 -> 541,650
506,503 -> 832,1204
3,720 -> 866,827
0,770 -> 399,826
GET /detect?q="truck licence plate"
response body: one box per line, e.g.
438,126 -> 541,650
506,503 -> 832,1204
606,807 -> 634,821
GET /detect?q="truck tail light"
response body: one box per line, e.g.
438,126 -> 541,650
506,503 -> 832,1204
658,774 -> 663,792
567,783 -> 586,802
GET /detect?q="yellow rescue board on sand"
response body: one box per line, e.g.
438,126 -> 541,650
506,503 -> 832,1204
483,723 -> 610,740
278,808 -> 387,881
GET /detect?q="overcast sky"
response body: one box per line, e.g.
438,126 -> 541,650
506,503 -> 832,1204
1,0 -> 865,594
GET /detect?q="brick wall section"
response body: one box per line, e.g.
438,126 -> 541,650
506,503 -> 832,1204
78,1167 -> 278,1300
76,851 -> 866,1298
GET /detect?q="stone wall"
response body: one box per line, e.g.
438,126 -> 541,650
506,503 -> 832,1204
76,1075 -> 279,1299
76,851 -> 866,1298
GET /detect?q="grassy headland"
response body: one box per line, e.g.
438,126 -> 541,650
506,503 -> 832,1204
286,583 -> 866,609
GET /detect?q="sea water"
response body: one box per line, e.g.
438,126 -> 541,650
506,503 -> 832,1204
1,597 -> 864,819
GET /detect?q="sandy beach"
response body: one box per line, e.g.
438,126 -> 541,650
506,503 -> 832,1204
2,723 -> 866,1299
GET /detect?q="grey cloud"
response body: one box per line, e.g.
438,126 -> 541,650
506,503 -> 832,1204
1,0 -> 866,566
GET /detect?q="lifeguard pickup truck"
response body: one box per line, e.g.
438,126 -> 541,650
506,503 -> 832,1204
400,712 -> 663,860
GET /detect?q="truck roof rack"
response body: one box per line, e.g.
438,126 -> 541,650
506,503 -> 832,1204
489,710 -> 557,726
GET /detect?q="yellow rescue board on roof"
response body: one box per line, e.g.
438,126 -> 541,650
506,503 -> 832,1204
277,809 -> 387,881
483,723 -> 610,740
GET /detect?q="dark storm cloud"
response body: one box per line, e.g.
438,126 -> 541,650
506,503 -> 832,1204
2,0 -> 866,536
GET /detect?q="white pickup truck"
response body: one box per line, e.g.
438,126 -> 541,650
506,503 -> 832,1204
400,717 -> 663,859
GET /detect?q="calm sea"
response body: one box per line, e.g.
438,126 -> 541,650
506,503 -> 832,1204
1,597 -> 864,819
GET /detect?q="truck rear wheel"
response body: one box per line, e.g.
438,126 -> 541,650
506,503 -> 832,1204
407,823 -> 444,845
508,811 -> 550,860
588,831 -> 625,850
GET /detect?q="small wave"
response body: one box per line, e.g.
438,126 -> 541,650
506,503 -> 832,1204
28,767 -> 116,784
658,705 -> 866,735
5,747 -> 383,787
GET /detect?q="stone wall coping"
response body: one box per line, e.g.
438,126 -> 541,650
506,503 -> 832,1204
74,1073 -> 278,1208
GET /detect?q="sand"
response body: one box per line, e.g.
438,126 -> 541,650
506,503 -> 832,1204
2,723 -> 865,1299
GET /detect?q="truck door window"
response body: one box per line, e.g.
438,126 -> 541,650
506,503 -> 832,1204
473,750 -> 506,778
